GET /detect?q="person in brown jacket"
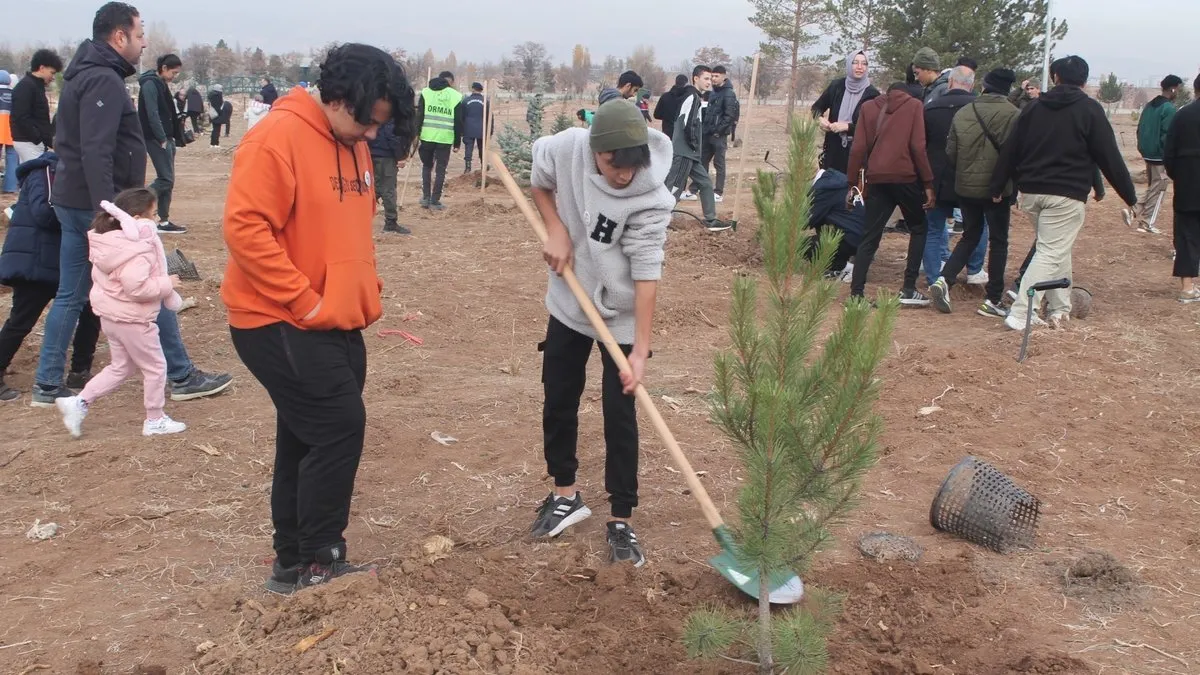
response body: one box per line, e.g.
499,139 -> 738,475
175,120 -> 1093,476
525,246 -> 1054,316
846,83 -> 936,305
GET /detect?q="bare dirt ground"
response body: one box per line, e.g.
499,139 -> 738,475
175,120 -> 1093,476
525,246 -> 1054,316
0,99 -> 1197,675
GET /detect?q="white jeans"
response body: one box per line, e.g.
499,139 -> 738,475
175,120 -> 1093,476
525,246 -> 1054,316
1011,193 -> 1087,319
13,141 -> 46,164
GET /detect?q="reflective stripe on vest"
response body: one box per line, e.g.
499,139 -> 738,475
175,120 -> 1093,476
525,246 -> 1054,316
420,87 -> 463,144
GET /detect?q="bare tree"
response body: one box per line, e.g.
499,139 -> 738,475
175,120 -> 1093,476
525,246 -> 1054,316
181,43 -> 215,84
512,42 -> 550,92
693,46 -> 733,68
626,45 -> 666,95
246,47 -> 267,76
570,44 -> 592,95
143,21 -> 178,70
211,39 -> 239,81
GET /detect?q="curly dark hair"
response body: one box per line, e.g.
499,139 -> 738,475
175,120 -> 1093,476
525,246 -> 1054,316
318,43 -> 415,142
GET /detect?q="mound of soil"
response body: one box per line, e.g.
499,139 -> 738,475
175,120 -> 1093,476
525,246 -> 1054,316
1062,551 -> 1142,608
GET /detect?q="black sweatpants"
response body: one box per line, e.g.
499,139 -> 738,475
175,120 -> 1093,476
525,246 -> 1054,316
943,198 -> 1011,304
691,134 -> 729,195
1174,210 -> 1200,278
541,316 -> 639,518
0,280 -> 99,374
463,137 -> 482,168
230,323 -> 367,566
851,182 -> 928,298
806,227 -> 856,273
419,141 -> 452,202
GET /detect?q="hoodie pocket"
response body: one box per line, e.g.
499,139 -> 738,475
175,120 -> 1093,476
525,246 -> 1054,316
592,283 -> 635,320
301,259 -> 382,330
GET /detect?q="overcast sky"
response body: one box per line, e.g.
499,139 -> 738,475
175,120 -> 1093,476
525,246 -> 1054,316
1,0 -> 1195,84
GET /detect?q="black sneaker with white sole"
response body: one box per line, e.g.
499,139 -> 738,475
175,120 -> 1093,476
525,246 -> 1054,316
265,558 -> 304,595
606,521 -> 646,567
157,221 -> 188,234
295,544 -> 375,591
170,369 -> 233,401
898,289 -> 931,307
530,492 -> 592,538
705,219 -> 733,232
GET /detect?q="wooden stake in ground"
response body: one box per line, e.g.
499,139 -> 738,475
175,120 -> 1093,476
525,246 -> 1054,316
730,53 -> 761,226
481,79 -> 490,196
398,150 -> 415,209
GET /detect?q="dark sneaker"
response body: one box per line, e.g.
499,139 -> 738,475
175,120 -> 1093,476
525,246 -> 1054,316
296,544 -> 374,590
0,378 -> 19,402
976,299 -> 1007,319
705,219 -> 733,232
420,197 -> 431,209
530,492 -> 592,538
31,383 -> 73,408
157,221 -> 188,234
929,278 -> 951,314
170,369 -> 233,402
265,558 -> 304,595
383,221 -> 411,235
66,370 -> 92,390
430,201 -> 446,211
606,521 -> 646,567
898,289 -> 931,307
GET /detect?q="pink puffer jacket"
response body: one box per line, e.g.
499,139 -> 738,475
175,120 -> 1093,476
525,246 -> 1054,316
88,201 -> 184,323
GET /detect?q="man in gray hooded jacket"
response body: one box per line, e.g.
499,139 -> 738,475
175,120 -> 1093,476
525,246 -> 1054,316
664,66 -> 729,231
527,100 -> 675,569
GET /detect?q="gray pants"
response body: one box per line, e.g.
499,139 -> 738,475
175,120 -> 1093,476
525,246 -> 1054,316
692,135 -> 728,195
146,140 -> 176,221
1132,161 -> 1168,227
666,155 -> 717,222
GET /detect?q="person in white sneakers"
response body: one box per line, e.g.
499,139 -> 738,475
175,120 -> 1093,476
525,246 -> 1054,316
56,188 -> 186,438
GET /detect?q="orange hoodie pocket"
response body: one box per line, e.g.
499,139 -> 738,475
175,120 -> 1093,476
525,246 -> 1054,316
301,259 -> 382,330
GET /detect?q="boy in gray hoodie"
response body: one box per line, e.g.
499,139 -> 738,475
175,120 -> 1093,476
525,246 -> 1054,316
527,100 -> 675,567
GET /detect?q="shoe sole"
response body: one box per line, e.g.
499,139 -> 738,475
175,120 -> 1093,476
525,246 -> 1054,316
30,399 -> 59,408
930,285 -> 951,314
977,307 -> 1006,319
538,505 -> 593,539
157,230 -> 187,235
143,426 -> 187,436
170,377 -> 233,402
706,224 -> 733,232
264,578 -> 297,595
899,299 -> 930,307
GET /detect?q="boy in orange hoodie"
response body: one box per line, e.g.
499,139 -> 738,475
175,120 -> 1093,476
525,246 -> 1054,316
221,44 -> 414,594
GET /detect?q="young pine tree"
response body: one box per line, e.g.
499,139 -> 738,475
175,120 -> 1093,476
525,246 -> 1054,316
496,85 -> 549,184
683,117 -> 898,673
551,110 -> 574,135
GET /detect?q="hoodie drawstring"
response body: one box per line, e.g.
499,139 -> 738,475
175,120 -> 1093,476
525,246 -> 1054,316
334,140 -> 344,202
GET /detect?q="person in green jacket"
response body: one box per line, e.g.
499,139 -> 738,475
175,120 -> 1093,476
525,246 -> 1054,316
1125,75 -> 1183,234
931,68 -> 1021,318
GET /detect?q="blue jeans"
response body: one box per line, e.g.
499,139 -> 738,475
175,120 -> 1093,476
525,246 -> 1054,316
924,205 -> 953,287
36,206 -> 194,388
2,145 -> 19,193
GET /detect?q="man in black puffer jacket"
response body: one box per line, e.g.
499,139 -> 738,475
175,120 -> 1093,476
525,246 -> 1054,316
921,65 -> 975,288
694,65 -> 739,199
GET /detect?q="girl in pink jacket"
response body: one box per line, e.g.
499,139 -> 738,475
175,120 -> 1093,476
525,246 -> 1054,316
56,188 -> 187,438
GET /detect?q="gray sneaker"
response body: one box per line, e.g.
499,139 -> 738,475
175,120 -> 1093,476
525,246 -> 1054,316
0,378 -> 19,402
606,521 -> 646,567
66,370 -> 92,390
419,197 -> 431,209
31,384 -> 73,408
430,201 -> 446,211
170,369 -> 233,402
929,278 -> 951,314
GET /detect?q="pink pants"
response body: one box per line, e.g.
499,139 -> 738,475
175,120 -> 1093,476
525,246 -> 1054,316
80,319 -> 167,420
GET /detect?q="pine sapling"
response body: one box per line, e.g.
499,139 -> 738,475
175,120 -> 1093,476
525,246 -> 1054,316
551,110 -> 574,135
683,117 -> 898,674
496,84 -> 550,184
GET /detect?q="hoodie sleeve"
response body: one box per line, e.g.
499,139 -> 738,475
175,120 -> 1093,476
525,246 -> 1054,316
530,133 -> 565,191
1165,112 -> 1181,180
909,103 -> 934,185
222,142 -> 322,320
621,199 -> 671,281
453,99 -> 464,149
652,93 -> 668,121
118,254 -> 174,302
1160,103 -> 1177,155
1086,103 -> 1137,206
989,110 -> 1026,198
77,75 -> 130,210
846,104 -> 871,186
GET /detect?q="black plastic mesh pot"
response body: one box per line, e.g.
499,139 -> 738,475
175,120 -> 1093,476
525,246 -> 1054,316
930,456 -> 1040,553
166,249 -> 201,281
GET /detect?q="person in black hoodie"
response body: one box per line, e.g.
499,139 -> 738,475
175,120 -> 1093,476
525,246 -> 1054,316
806,168 -> 865,276
811,50 -> 881,174
1164,73 -> 1200,303
138,53 -> 187,234
990,55 -> 1136,331
186,85 -> 204,133
260,77 -> 279,107
207,85 -> 226,146
652,74 -> 689,139
920,66 -> 975,288
32,1 -> 232,406
10,49 -> 63,163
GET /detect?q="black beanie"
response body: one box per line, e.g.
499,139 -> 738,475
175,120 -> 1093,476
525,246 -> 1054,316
983,68 -> 1017,95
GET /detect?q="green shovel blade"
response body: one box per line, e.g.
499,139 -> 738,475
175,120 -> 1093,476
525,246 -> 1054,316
709,526 -> 805,605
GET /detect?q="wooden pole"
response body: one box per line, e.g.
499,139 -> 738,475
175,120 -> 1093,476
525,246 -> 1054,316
730,53 -> 761,226
480,79 -> 489,195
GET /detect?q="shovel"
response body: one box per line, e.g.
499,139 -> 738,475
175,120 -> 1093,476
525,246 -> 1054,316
488,152 -> 804,605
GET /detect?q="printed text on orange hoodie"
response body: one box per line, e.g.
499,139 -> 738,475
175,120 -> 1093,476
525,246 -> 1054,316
222,86 -> 382,330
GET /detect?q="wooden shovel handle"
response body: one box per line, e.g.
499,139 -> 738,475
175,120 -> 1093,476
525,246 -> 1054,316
488,152 -> 725,530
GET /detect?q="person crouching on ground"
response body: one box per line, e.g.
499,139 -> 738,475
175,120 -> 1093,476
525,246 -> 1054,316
56,188 -> 186,438
222,44 -> 414,594
529,100 -> 675,568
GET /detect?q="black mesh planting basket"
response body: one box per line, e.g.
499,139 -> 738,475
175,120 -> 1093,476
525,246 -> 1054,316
165,249 -> 201,281
930,456 -> 1040,553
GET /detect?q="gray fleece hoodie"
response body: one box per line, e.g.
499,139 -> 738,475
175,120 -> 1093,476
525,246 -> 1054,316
531,127 -> 675,344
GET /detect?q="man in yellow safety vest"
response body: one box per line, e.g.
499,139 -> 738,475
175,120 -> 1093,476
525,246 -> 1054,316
412,70 -> 464,211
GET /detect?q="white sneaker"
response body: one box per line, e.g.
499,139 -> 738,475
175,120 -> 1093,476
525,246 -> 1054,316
839,262 -> 854,283
680,191 -> 698,201
144,415 -> 187,436
713,193 -> 724,203
1049,311 -> 1071,330
1122,209 -> 1133,227
56,396 -> 88,438
1004,311 -> 1047,331
966,271 -> 989,285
